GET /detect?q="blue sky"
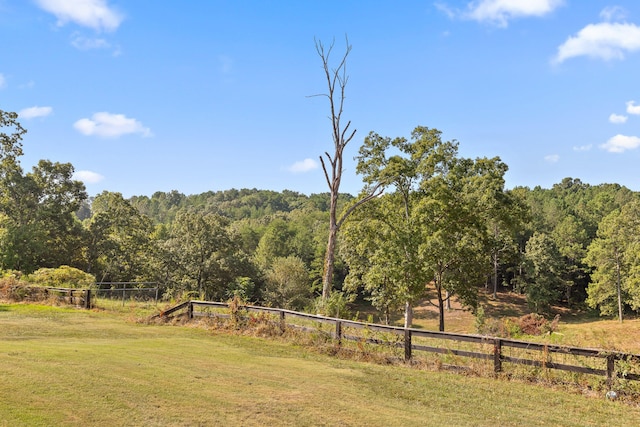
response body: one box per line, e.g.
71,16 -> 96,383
2,0 -> 640,197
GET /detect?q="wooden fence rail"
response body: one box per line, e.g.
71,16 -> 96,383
42,287 -> 93,309
156,300 -> 640,387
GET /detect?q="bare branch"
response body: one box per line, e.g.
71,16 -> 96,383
336,183 -> 384,228
319,156 -> 332,189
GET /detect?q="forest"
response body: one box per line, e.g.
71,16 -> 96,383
2,108 -> 640,331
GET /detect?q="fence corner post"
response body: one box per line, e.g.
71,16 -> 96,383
493,338 -> 502,374
404,329 -> 412,361
188,301 -> 194,319
84,289 -> 92,309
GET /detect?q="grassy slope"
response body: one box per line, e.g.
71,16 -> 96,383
1,304 -> 639,426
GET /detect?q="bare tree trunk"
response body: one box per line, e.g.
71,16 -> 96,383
404,301 -> 413,328
437,287 -> 445,332
616,249 -> 623,323
312,37 -> 382,301
492,251 -> 499,299
322,221 -> 338,300
445,290 -> 451,310
492,224 -> 499,299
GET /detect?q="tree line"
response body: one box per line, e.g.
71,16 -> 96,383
2,109 -> 639,330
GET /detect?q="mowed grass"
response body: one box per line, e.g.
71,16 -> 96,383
1,304 -> 639,427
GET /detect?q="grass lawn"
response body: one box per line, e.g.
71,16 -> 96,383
1,303 -> 639,426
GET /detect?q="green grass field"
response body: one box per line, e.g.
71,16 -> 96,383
1,304 -> 640,426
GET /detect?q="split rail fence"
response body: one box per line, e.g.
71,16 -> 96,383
157,300 -> 640,387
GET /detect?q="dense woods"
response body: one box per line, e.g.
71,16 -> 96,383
3,109 -> 640,329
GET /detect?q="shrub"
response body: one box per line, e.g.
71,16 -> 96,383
515,313 -> 560,336
313,291 -> 353,318
26,266 -> 95,289
0,272 -> 39,301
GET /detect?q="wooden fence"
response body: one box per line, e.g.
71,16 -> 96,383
155,300 -> 640,387
42,287 -> 93,309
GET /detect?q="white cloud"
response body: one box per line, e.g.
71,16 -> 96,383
288,158 -> 318,173
74,112 -> 152,138
71,34 -> 110,50
0,73 -> 6,89
609,113 -> 628,124
600,6 -> 627,23
73,170 -> 104,184
553,22 -> 640,64
600,134 -> 640,153
626,100 -> 640,115
544,154 -> 560,163
19,106 -> 53,119
573,144 -> 592,151
35,0 -> 124,32
458,0 -> 564,27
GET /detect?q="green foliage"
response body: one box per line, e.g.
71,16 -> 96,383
520,232 -> 565,313
26,266 -> 95,289
347,126 -> 508,330
584,200 -> 640,319
85,191 -> 152,282
156,210 -> 257,301
0,111 -> 86,272
262,255 -> 311,310
313,291 -> 353,318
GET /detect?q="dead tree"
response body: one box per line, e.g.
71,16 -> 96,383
311,37 -> 382,301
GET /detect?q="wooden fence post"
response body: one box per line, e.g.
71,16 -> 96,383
606,354 -> 616,388
279,311 -> 286,334
335,320 -> 342,345
494,338 -> 502,374
404,329 -> 412,361
187,301 -> 194,319
84,289 -> 92,309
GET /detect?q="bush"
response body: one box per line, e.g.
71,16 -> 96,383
26,266 -> 95,289
0,271 -> 41,302
313,291 -> 353,318
476,310 -> 560,338
516,313 -> 560,336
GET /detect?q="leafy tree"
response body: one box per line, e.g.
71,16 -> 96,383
519,232 -> 565,313
254,218 -> 296,270
263,255 -> 311,310
551,214 -> 588,304
161,210 -> 254,300
345,126 -> 506,330
85,191 -> 153,282
0,111 -> 86,272
341,195 -> 417,325
584,200 -> 640,321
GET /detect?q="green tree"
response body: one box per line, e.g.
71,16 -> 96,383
161,210 -> 254,300
0,111 -> 87,272
346,126 -> 505,330
85,191 -> 152,282
254,218 -> 296,270
584,200 -> 640,321
520,232 -> 564,313
263,255 -> 311,310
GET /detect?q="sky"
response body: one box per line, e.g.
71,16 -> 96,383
2,0 -> 640,198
